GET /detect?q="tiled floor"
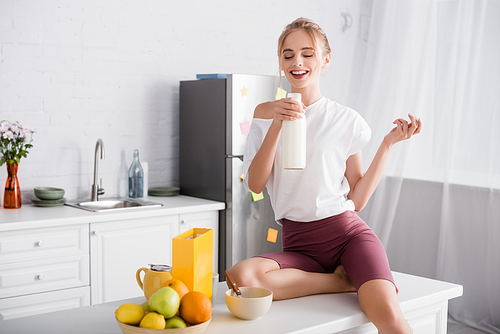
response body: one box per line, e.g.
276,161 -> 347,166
448,322 -> 487,334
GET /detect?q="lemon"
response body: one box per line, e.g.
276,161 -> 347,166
115,303 -> 145,325
139,311 -> 166,329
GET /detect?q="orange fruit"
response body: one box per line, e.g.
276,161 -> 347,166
179,291 -> 212,325
162,279 -> 190,301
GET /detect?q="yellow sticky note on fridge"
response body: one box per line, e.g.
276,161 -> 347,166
251,192 -> 264,201
266,228 -> 278,243
275,87 -> 287,100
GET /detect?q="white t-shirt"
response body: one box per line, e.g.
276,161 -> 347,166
243,96 -> 371,222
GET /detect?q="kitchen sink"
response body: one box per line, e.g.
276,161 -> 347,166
65,198 -> 163,212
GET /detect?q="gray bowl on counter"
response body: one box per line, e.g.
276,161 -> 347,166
34,187 -> 65,200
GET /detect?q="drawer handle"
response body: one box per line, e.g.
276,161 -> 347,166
92,231 -> 99,236
35,240 -> 43,247
181,220 -> 186,225
36,274 -> 44,281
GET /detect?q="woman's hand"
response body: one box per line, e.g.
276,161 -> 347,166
384,114 -> 422,147
348,114 -> 422,211
272,97 -> 306,128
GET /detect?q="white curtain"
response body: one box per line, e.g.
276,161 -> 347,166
353,0 -> 500,333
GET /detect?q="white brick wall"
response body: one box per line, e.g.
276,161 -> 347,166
0,0 -> 366,203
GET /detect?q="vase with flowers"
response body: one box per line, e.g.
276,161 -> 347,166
0,120 -> 36,209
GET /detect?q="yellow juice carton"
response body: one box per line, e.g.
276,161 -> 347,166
172,228 -> 213,301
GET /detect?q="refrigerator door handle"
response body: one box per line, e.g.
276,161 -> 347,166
226,154 -> 243,161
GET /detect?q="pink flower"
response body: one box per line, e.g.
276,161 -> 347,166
22,125 -> 36,134
2,131 -> 14,140
0,121 -> 11,133
0,120 -> 35,166
10,124 -> 21,134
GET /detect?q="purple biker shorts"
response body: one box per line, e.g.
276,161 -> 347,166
258,210 -> 396,291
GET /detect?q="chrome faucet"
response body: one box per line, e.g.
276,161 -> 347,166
91,139 -> 105,201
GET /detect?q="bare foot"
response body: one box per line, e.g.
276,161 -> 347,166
333,265 -> 356,293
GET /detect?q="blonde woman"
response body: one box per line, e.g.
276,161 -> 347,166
229,18 -> 421,334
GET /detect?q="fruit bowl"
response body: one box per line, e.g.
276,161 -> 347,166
225,287 -> 273,320
116,318 -> 211,334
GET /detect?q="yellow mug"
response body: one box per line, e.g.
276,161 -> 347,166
136,264 -> 172,300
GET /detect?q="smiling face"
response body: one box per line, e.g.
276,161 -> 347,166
280,29 -> 330,92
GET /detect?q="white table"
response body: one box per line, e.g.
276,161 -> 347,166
0,272 -> 462,334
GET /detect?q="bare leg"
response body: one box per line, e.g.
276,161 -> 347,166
357,279 -> 412,334
229,257 -> 355,300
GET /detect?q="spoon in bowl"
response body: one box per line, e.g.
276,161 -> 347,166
225,270 -> 242,298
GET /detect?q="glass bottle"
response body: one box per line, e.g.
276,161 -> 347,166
128,149 -> 144,198
282,93 -> 306,169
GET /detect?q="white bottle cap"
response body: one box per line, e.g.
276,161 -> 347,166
287,93 -> 301,102
287,93 -> 303,118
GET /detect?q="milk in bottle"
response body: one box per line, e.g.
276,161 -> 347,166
282,93 -> 306,169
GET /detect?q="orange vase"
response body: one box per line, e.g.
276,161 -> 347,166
4,163 -> 21,209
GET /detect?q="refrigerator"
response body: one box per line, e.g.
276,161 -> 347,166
179,74 -> 290,274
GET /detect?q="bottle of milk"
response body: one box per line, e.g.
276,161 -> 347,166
282,93 -> 306,169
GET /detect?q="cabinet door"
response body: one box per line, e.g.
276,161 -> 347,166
337,301 -> 448,334
179,211 -> 218,273
90,216 -> 179,305
406,301 -> 448,334
0,224 -> 88,264
0,254 -> 89,299
0,286 -> 90,321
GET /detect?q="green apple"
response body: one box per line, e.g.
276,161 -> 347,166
148,287 -> 180,319
141,301 -> 150,313
165,316 -> 187,329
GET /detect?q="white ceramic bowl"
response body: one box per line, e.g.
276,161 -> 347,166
225,287 -> 273,320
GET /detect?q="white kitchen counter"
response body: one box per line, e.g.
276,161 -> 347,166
0,272 -> 462,334
0,195 -> 225,231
